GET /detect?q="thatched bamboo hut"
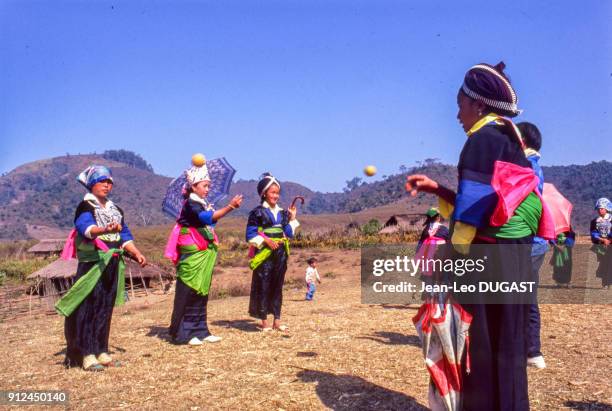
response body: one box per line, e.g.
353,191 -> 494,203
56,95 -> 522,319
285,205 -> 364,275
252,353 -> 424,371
378,213 -> 425,234
27,239 -> 65,258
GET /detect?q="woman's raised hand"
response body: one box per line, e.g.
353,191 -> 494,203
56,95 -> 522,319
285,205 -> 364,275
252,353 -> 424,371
288,205 -> 297,220
229,195 -> 243,209
405,174 -> 439,196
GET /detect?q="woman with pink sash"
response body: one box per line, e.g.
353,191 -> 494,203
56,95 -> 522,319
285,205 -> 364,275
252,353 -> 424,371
165,156 -> 242,345
415,207 -> 449,277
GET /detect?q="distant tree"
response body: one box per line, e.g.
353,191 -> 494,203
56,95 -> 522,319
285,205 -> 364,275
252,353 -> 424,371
102,150 -> 154,173
136,207 -> 153,226
307,195 -> 333,214
344,177 -> 362,192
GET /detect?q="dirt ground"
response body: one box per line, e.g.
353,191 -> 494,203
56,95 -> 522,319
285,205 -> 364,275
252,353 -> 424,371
0,248 -> 611,410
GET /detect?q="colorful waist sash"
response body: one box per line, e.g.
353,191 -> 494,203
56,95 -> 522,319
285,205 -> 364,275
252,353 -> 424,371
164,224 -> 218,265
249,227 -> 290,271
176,246 -> 218,296
56,229 -> 125,316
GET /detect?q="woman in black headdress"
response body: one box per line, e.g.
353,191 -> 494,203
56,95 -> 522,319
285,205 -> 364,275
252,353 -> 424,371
407,62 -> 547,410
246,173 -> 299,331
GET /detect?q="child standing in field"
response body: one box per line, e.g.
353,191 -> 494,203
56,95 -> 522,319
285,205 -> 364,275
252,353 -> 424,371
305,257 -> 321,301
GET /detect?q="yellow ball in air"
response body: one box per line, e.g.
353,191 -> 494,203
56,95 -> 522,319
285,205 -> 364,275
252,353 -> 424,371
364,165 -> 377,177
192,153 -> 206,167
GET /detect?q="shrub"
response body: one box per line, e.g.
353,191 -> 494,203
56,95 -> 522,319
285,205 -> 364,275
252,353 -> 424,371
0,258 -> 50,282
361,219 -> 381,235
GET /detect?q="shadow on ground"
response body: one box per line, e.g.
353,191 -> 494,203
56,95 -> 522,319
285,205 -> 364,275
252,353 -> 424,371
146,326 -> 172,342
381,304 -> 419,310
564,400 -> 612,410
211,318 -> 261,332
297,368 -> 428,410
357,331 -> 421,347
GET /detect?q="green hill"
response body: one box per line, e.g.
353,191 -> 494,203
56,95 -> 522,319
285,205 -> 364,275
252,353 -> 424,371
0,151 -> 171,239
0,152 -> 315,239
1,151 -> 609,239
327,160 -> 612,234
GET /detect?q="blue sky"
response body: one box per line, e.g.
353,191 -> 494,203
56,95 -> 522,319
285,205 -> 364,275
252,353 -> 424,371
1,0 -> 611,192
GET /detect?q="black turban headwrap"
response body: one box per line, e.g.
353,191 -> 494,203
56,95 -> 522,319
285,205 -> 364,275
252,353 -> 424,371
461,62 -> 522,118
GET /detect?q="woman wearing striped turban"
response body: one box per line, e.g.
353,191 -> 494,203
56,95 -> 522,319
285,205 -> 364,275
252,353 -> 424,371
57,165 -> 147,371
407,63 -> 549,410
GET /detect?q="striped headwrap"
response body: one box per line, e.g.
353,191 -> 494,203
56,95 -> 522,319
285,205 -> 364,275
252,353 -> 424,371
462,62 -> 522,117
77,165 -> 113,190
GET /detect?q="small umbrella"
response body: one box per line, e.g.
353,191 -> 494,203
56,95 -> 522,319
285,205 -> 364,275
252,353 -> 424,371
542,183 -> 573,235
413,295 -> 472,411
290,196 -> 305,209
162,157 -> 237,219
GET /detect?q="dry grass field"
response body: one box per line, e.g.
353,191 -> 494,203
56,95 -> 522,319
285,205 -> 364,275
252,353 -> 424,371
1,245 -> 611,410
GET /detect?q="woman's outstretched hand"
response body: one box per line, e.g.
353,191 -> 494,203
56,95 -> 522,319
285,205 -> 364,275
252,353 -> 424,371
229,195 -> 243,209
134,253 -> 147,267
405,174 -> 439,196
213,195 -> 243,222
123,242 -> 147,267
